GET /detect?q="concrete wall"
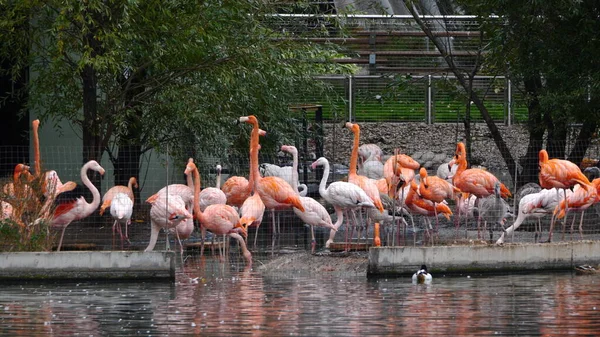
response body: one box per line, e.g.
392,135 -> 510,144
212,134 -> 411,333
368,241 -> 600,276
0,251 -> 175,280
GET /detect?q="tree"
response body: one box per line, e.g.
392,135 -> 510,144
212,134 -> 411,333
0,0 -> 350,191
456,0 -> 600,186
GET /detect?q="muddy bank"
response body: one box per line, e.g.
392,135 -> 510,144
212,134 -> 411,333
255,251 -> 369,275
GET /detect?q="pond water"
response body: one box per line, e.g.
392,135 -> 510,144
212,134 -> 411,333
1,256 -> 600,336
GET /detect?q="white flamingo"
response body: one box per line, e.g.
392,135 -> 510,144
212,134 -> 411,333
109,192 -> 133,249
51,160 -> 105,252
496,188 -> 568,245
311,157 -> 375,248
282,145 -> 336,253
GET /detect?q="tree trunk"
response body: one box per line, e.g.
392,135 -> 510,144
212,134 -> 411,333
518,75 -> 545,187
404,2 -> 517,182
568,121 -> 598,166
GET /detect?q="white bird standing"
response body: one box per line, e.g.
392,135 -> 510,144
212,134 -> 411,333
109,192 -> 133,249
282,145 -> 336,253
496,187 -> 568,245
311,157 -> 375,248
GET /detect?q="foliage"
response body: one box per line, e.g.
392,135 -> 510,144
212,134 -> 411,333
456,0 -> 600,159
0,174 -> 55,252
0,0 -> 352,173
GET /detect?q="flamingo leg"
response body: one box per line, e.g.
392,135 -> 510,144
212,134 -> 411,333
271,209 -> 276,256
578,211 -> 585,240
310,225 -> 316,254
253,223 -> 261,251
56,226 -> 68,252
200,226 -> 206,257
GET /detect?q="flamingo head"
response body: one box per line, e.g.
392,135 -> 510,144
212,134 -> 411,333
345,122 -> 359,133
88,160 -> 105,175
311,157 -> 326,170
216,164 -> 222,173
281,145 -> 297,156
184,161 -> 197,176
14,163 -> 30,176
131,177 -> 139,189
258,129 -> 266,136
539,149 -> 549,164
239,115 -> 258,126
455,142 -> 466,159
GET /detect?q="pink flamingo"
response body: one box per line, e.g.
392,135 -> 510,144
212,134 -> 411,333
418,167 -> 460,232
553,178 -> 600,240
239,115 -> 305,253
239,192 -> 265,249
144,193 -> 193,252
186,161 -> 252,267
32,120 -> 76,197
282,145 -> 335,253
99,177 -> 137,216
311,157 -> 374,248
51,160 -> 105,251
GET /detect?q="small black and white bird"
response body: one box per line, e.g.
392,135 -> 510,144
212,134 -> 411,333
412,264 -> 433,284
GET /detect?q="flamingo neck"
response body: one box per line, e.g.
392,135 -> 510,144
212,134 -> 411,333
249,122 -> 261,191
318,160 -> 330,198
349,128 -> 360,176
290,149 -> 300,195
128,177 -> 136,191
191,166 -> 206,223
81,162 -> 101,210
33,120 -> 41,177
216,168 -> 222,189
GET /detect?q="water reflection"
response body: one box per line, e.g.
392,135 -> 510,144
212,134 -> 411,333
1,258 -> 600,336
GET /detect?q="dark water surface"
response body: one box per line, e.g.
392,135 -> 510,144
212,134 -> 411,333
1,256 -> 600,336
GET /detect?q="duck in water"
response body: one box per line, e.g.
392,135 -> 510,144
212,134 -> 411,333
412,265 -> 433,284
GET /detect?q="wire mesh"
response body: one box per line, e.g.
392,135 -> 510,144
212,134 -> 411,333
2,121 -> 600,255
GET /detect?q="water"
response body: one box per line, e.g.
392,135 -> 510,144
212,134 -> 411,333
1,257 -> 600,336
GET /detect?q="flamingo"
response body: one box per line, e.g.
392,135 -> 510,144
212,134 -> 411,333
358,146 -> 384,180
239,192 -> 265,249
538,149 -> 592,242
109,192 -> 133,249
311,157 -> 375,248
197,164 -> 228,255
383,153 -> 419,197
552,178 -> 600,241
239,115 -> 305,254
418,167 -> 460,232
477,182 -> 513,242
99,177 -> 137,216
448,142 -> 510,239
260,163 -> 308,197
404,180 -> 452,245
496,188 -> 569,245
146,183 -> 193,212
51,160 -> 105,251
345,122 -> 385,213
186,161 -> 252,267
31,120 -> 76,197
221,130 -> 267,207
282,145 -> 336,253
144,193 -> 193,252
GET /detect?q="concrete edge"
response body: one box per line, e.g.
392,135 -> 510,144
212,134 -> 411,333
367,241 -> 600,277
0,251 -> 176,280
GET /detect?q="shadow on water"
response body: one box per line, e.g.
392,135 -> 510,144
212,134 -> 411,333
2,254 -> 600,336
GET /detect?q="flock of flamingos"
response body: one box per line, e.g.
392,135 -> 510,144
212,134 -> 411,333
3,116 -> 600,269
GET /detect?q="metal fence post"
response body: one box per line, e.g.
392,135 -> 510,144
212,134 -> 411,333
348,75 -> 354,122
427,74 -> 433,124
506,78 -> 512,126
